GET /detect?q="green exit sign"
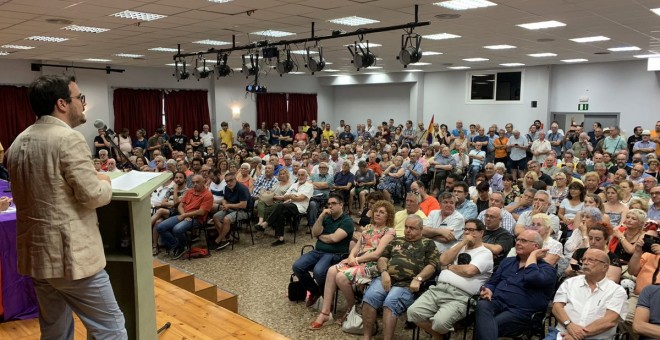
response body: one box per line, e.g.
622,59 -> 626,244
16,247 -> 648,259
578,103 -> 589,111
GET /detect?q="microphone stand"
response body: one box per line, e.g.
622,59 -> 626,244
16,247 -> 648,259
104,130 -> 139,171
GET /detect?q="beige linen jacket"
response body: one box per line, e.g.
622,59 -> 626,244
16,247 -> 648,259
7,115 -> 112,280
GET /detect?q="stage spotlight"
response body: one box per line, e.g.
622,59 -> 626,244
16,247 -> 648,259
276,49 -> 295,76
192,59 -> 212,80
214,53 -> 232,78
397,34 -> 423,68
174,60 -> 189,81
348,41 -> 376,71
245,84 -> 267,93
305,46 -> 325,74
241,54 -> 259,78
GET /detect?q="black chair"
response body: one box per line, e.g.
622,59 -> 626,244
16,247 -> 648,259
185,217 -> 212,260
229,197 -> 255,249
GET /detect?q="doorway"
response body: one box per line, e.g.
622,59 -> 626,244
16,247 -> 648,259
551,112 -> 620,132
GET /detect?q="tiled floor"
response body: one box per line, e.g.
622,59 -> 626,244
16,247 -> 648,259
156,225 -> 457,340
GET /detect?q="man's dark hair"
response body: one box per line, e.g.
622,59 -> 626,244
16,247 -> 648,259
465,218 -> 485,231
532,180 -> 547,191
447,173 -> 460,182
174,171 -> 187,181
454,181 -> 469,193
594,122 -> 602,128
328,192 -> 344,204
28,75 -> 76,118
155,128 -> 164,134
192,157 -> 204,166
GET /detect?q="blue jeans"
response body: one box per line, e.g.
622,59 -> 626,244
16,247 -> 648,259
543,328 -> 560,340
473,298 -> 532,340
363,277 -> 415,317
292,250 -> 342,297
157,216 -> 202,250
32,270 -> 127,340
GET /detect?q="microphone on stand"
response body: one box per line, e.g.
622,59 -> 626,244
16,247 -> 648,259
94,119 -> 116,136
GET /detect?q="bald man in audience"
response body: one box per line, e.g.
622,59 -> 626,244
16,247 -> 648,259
481,207 -> 515,266
477,192 -> 516,234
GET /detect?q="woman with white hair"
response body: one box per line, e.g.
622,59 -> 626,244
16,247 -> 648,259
236,162 -> 254,192
494,162 -> 506,176
527,213 -> 563,266
609,208 -> 647,264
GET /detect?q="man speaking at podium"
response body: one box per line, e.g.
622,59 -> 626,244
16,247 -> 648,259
7,75 -> 127,339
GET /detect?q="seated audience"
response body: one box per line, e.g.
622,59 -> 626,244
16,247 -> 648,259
609,209 -> 647,264
633,284 -> 660,340
211,172 -> 250,250
564,224 -> 622,283
350,160 -> 376,213
362,215 -> 441,340
407,218 -> 493,338
423,192 -> 465,253
514,190 -> 561,238
393,193 -> 426,237
150,171 -> 187,255
452,181 -> 477,219
410,180 -> 440,216
255,169 -> 292,226
477,192 -> 517,234
307,162 -> 334,229
481,207 -> 516,267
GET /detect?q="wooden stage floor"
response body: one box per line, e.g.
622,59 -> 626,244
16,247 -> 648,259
0,277 -> 289,339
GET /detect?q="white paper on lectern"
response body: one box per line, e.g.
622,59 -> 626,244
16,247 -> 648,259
111,171 -> 163,191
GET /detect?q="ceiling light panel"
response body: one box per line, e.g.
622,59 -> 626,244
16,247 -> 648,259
570,36 -> 610,43
528,53 -> 557,57
423,51 -> 443,56
328,16 -> 379,26
634,54 -> 660,58
291,50 -> 317,55
517,20 -> 566,30
607,46 -> 641,52
193,39 -> 230,46
423,33 -> 461,40
323,69 -> 340,72
26,36 -> 69,42
84,58 -> 111,62
651,8 -> 660,16
208,0 -> 233,3
63,25 -> 109,33
111,10 -> 167,21
115,53 -> 145,58
484,44 -> 516,49
344,43 -> 382,48
0,51 -> 9,56
1,44 -> 34,49
149,47 -> 179,52
409,62 -> 431,66
463,57 -> 489,61
433,0 -> 497,10
561,59 -> 588,63
500,63 -> 525,66
251,30 -> 295,37
448,66 -> 470,69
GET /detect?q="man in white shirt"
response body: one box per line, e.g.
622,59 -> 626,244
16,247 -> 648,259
408,218 -> 493,338
548,248 -> 627,340
199,124 -> 214,148
423,192 -> 465,253
506,129 -> 529,181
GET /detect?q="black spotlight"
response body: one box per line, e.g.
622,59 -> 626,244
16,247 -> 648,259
214,53 -> 232,78
241,54 -> 259,78
306,46 -> 325,75
174,60 -> 189,81
276,49 -> 295,76
348,41 -> 376,71
398,34 -> 423,68
193,59 -> 212,80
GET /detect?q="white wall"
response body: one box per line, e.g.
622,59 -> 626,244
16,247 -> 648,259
332,83 -> 413,128
549,60 -> 660,135
422,66 -> 552,130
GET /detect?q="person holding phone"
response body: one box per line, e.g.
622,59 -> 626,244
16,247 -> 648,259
564,224 -> 622,283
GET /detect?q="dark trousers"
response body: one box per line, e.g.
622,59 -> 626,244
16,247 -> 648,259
266,202 -> 300,237
473,299 -> 532,340
291,250 -> 342,297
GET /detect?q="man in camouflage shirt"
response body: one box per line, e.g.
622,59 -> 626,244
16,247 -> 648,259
362,215 -> 441,340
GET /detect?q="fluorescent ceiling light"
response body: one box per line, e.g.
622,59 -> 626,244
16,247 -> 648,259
328,16 -> 379,26
149,47 -> 179,52
404,69 -> 424,72
409,62 -> 431,66
0,51 -> 9,56
607,46 -> 641,52
500,63 -> 525,67
423,51 -> 443,56
528,52 -> 557,57
84,58 -> 111,62
517,20 -> 566,30
289,71 -> 306,75
251,30 -> 295,37
651,8 -> 660,16
193,39 -> 230,46
561,59 -> 588,63
368,66 -> 383,69
448,66 -> 470,69
463,57 -> 489,61
433,0 -> 497,11
165,63 -> 176,66
344,43 -> 382,48
325,62 -> 333,65
1,44 -> 34,49
570,36 -> 610,43
63,25 -> 109,33
323,69 -> 340,72
422,33 -> 461,40
26,36 -> 68,42
208,0 -> 233,3
232,67 -> 243,71
484,44 -> 516,49
634,54 -> 660,58
291,50 -> 317,55
111,10 -> 167,21
115,53 -> 144,58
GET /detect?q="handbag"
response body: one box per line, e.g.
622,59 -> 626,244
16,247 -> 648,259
341,305 -> 378,335
287,274 -> 306,302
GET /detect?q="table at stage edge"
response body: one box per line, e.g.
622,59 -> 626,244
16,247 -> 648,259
0,179 -> 39,321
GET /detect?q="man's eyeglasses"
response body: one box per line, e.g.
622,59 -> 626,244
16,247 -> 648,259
581,257 -> 607,265
327,201 -> 341,206
515,238 -> 535,244
68,93 -> 85,104
463,227 -> 481,233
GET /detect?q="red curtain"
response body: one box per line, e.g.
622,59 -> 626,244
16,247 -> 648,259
288,93 -> 317,130
113,88 -> 163,136
256,93 -> 289,130
0,86 -> 35,160
164,90 -> 211,138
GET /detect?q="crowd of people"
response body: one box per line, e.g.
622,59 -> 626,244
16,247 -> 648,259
93,117 -> 660,339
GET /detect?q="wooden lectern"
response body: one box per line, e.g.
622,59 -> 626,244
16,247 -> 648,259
97,172 -> 171,339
